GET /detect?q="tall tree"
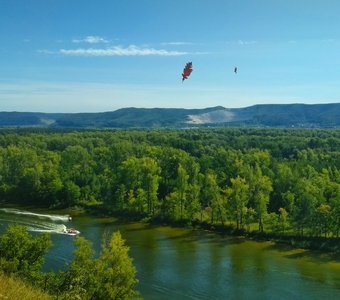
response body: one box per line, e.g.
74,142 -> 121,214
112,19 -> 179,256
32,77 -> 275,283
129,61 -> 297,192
250,165 -> 273,232
314,204 -> 332,237
292,178 -> 319,236
140,157 -> 161,215
186,163 -> 202,221
176,164 -> 189,219
62,232 -> 139,300
98,231 -> 139,299
227,176 -> 249,230
204,171 -> 223,224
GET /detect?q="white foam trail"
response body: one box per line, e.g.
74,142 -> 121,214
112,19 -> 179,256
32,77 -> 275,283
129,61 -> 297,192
29,224 -> 68,235
0,209 -> 75,235
0,208 -> 71,222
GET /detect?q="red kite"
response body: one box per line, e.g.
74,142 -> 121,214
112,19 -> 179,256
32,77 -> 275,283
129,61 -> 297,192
182,62 -> 193,82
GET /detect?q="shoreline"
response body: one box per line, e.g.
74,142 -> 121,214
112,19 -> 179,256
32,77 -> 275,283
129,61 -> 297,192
2,202 -> 340,258
85,207 -> 340,258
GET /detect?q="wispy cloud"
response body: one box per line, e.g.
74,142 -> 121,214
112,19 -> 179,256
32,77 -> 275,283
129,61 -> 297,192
161,42 -> 193,46
237,40 -> 258,45
72,36 -> 109,44
38,49 -> 55,55
59,45 -> 188,56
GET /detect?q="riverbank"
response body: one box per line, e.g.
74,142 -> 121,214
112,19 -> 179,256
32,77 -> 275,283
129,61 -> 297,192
2,205 -> 340,299
84,207 -> 340,257
2,202 -> 340,257
161,218 -> 340,257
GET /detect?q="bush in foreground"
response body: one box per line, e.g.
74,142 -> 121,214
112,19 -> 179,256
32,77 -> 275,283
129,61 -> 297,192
0,225 -> 140,299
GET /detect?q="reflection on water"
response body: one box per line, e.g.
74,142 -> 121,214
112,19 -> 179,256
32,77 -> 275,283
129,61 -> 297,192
1,208 -> 340,299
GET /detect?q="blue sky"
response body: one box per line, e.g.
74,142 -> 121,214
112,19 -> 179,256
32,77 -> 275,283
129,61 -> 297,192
1,0 -> 340,112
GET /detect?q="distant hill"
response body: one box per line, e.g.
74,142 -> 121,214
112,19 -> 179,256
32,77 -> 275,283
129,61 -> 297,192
1,103 -> 340,128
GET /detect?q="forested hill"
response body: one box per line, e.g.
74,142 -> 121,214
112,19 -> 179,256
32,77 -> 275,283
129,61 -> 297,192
1,103 -> 340,128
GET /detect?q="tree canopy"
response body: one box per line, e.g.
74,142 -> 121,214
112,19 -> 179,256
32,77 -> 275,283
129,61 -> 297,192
0,128 -> 340,238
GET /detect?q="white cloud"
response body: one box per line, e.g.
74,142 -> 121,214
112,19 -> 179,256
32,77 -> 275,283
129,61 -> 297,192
72,36 -> 109,44
59,45 -> 188,56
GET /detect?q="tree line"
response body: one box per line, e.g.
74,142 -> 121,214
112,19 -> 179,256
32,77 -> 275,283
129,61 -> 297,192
0,128 -> 339,238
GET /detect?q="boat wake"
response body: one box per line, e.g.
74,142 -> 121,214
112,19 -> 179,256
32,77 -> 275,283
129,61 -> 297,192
0,208 -> 71,222
0,208 -> 72,235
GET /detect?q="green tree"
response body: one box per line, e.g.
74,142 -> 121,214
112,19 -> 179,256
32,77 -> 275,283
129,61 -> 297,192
0,225 -> 51,280
250,165 -> 273,232
60,145 -> 96,205
62,232 -> 139,299
98,231 -> 139,299
163,191 -> 179,219
271,163 -> 295,212
186,182 -> 201,221
243,207 -> 256,231
176,164 -> 189,219
204,172 -> 224,224
227,176 -> 249,230
314,204 -> 332,237
292,178 -> 320,236
186,162 -> 202,221
140,157 -> 160,215
278,207 -> 289,234
329,188 -> 340,237
60,180 -> 81,207
119,157 -> 160,215
60,236 -> 98,299
38,151 -> 63,206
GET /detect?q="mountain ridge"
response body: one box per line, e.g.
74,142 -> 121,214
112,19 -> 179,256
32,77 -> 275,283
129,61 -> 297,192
1,103 -> 340,128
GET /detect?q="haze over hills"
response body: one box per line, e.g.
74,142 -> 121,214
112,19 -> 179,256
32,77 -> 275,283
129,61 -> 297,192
0,103 -> 340,128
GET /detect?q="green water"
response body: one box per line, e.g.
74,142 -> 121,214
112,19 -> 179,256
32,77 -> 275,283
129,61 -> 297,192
1,209 -> 340,299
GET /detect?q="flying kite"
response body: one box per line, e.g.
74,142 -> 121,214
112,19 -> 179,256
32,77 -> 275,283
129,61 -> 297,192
182,62 -> 193,82
234,67 -> 238,74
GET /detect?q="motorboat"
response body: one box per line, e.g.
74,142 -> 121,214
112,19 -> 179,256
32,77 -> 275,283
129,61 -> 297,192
67,227 -> 80,235
62,226 -> 80,235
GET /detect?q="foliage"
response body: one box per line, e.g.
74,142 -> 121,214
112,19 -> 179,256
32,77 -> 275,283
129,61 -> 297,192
0,128 -> 340,238
59,232 -> 139,299
0,225 -> 51,279
0,225 -> 140,299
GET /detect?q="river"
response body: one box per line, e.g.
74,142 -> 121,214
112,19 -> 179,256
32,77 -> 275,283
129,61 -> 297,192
0,207 -> 340,299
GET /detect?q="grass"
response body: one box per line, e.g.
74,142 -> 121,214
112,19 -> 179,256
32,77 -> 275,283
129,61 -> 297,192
0,274 -> 51,300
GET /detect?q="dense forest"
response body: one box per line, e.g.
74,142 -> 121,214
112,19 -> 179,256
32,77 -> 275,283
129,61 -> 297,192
0,128 -> 340,241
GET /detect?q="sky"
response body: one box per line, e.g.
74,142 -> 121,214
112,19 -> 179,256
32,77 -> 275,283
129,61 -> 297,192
1,0 -> 340,112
